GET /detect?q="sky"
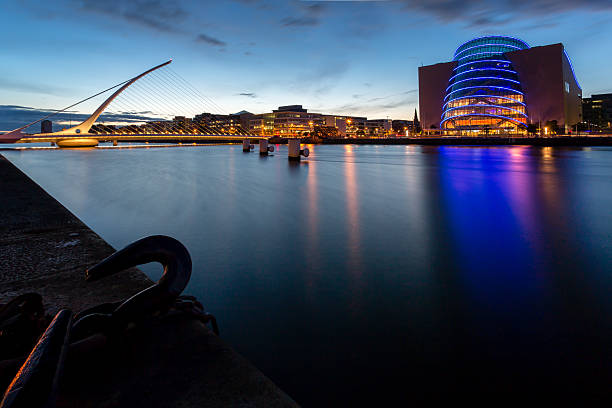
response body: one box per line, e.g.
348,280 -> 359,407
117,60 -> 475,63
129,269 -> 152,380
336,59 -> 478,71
1,0 -> 612,125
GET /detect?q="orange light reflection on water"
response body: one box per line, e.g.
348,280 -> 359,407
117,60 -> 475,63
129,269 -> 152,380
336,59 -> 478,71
344,147 -> 362,274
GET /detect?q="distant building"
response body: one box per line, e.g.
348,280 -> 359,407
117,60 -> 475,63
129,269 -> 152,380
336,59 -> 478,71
249,113 -> 275,137
248,105 -> 323,138
150,121 -> 172,133
41,120 -> 52,134
392,119 -> 415,136
321,115 -> 368,138
345,116 -> 367,138
419,36 -> 582,135
230,111 -> 255,131
192,112 -> 252,135
323,115 -> 347,137
271,105 -> 324,138
583,93 -> 612,130
172,116 -> 190,133
366,119 -> 392,137
247,105 -> 409,139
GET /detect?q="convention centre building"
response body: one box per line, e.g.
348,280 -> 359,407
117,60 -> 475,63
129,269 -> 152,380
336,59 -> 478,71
418,36 -> 582,135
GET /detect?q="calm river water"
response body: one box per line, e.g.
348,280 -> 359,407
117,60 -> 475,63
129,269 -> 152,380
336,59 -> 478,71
4,144 -> 612,404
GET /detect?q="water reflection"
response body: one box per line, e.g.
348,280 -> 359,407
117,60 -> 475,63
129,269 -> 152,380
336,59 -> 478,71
4,145 -> 612,404
344,145 -> 361,270
343,146 -> 365,314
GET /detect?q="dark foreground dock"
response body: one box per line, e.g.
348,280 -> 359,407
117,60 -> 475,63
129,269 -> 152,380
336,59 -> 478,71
0,154 -> 297,407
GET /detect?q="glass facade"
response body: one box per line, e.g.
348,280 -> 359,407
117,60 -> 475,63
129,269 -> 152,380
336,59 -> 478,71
442,36 -> 530,134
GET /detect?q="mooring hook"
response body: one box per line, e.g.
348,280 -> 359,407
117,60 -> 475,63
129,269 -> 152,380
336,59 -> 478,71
172,296 -> 220,335
86,235 -> 192,294
70,313 -> 114,343
80,235 -> 192,327
0,309 -> 72,408
72,302 -> 121,323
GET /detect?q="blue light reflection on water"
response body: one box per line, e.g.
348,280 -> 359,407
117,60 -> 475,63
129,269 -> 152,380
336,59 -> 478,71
4,144 -> 612,404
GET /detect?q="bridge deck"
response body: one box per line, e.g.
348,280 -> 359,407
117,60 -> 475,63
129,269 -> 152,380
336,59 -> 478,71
17,133 -> 265,143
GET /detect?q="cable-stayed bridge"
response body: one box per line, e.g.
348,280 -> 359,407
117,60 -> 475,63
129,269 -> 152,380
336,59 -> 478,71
0,60 -> 263,147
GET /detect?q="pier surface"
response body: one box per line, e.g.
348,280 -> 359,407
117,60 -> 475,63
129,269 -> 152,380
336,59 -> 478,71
0,154 -> 297,407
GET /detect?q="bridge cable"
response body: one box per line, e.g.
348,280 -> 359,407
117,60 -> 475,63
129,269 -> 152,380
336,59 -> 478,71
103,98 -> 167,135
148,70 -> 218,117
85,64 -> 241,136
99,85 -> 172,136
130,71 -> 197,118
167,67 -> 228,114
167,67 -> 229,114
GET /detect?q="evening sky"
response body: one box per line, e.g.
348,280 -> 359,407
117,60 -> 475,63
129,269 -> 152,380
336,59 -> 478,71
1,0 -> 611,120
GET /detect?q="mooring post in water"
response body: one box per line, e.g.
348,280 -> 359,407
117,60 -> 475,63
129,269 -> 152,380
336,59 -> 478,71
243,139 -> 254,152
113,140 -> 118,146
259,139 -> 274,156
288,139 -> 309,161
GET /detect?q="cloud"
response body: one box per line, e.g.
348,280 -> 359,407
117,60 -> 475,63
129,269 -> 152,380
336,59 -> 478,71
303,59 -> 351,82
281,16 -> 318,27
0,105 -> 166,133
195,33 -> 226,47
0,78 -> 71,96
398,0 -> 612,27
281,3 -> 326,27
71,0 -> 230,48
238,92 -> 257,98
323,89 -> 418,116
367,89 -> 416,103
379,95 -> 418,109
73,0 -> 188,33
292,59 -> 351,96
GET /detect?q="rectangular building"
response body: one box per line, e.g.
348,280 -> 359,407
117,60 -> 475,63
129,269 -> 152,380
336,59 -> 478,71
418,40 -> 582,135
583,93 -> 612,130
366,119 -> 392,137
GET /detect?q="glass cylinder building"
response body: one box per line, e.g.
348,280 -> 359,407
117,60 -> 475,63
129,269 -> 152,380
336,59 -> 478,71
441,36 -> 530,134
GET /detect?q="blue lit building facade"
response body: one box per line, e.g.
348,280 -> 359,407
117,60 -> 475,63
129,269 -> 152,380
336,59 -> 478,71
441,37 -> 529,133
419,36 -> 582,136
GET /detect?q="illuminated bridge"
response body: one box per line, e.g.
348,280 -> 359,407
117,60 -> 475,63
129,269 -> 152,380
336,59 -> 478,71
0,60 -> 264,147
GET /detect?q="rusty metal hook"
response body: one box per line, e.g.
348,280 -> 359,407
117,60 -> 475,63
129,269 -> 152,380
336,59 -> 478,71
0,310 -> 72,408
72,235 -> 192,338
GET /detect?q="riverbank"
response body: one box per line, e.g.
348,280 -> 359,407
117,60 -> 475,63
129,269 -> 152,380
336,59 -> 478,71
0,154 -> 297,407
319,136 -> 612,146
9,135 -> 612,149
